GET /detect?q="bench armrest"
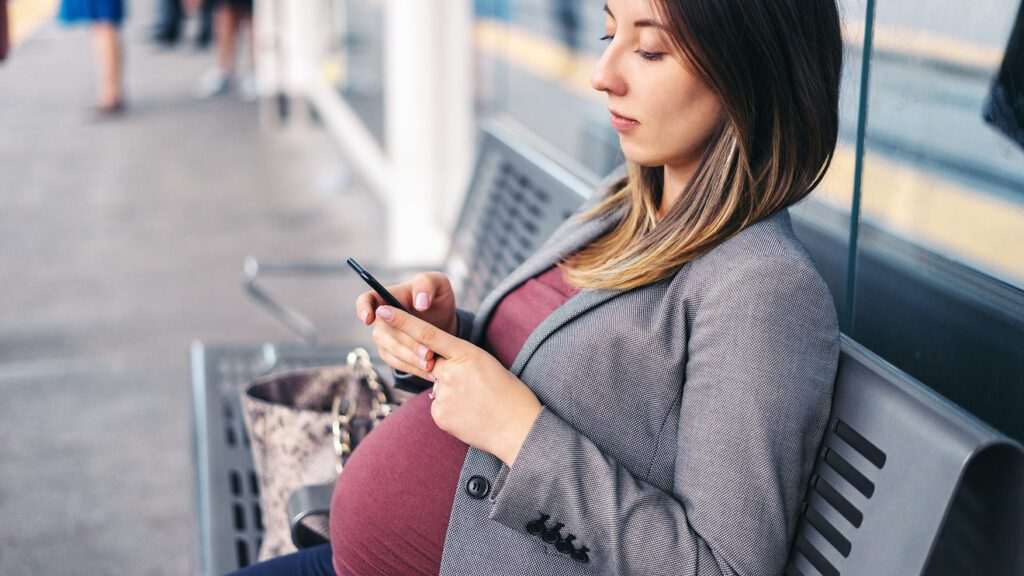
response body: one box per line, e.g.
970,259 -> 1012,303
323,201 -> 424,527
243,256 -> 441,344
287,482 -> 335,549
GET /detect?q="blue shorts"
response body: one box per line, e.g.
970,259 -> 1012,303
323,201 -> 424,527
59,0 -> 125,25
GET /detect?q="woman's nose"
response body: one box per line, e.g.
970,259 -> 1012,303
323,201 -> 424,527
590,49 -> 626,96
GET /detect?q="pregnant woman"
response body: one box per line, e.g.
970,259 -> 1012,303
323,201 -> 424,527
229,0 -> 843,573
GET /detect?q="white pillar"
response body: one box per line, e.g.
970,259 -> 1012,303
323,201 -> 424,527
385,0 -> 474,266
255,0 -> 334,127
254,0 -> 284,126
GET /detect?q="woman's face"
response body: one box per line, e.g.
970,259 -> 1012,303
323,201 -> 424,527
591,0 -> 723,169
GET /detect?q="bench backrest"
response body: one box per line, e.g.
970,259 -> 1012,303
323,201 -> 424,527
442,118 -> 595,310
785,335 -> 1024,576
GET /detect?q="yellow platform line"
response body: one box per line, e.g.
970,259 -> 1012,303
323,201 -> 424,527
845,22 -> 1004,74
8,0 -> 58,46
474,19 -> 1024,286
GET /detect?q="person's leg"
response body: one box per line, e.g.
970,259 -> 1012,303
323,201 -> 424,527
215,2 -> 238,74
0,0 -> 10,62
93,22 -> 123,108
151,0 -> 182,45
225,543 -> 335,576
195,1 -> 236,97
195,0 -> 215,49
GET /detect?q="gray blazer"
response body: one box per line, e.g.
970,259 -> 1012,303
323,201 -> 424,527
438,177 -> 840,576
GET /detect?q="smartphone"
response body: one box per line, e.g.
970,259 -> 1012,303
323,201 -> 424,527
346,257 -> 408,312
347,257 -> 435,392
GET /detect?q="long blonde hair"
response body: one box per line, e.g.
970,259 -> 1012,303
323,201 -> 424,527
559,0 -> 842,291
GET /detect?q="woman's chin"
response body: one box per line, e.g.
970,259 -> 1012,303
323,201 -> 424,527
619,144 -> 662,168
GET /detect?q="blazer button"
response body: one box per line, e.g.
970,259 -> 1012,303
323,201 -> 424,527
465,475 -> 491,499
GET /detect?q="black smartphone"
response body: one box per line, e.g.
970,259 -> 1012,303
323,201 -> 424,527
346,257 -> 408,312
347,257 -> 435,393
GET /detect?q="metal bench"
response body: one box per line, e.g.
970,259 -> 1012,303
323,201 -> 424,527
190,116 -> 598,575
784,336 -> 1024,575
193,115 -> 1024,575
281,180 -> 1024,574
280,315 -> 1024,576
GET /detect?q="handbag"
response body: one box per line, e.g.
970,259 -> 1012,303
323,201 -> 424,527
240,347 -> 401,561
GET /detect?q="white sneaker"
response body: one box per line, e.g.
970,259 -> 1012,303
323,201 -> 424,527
238,74 -> 258,102
194,68 -> 233,99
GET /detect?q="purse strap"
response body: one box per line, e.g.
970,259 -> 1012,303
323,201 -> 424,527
330,348 -> 394,473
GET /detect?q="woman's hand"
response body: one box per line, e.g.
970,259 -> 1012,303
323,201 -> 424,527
372,305 -> 543,466
355,272 -> 458,367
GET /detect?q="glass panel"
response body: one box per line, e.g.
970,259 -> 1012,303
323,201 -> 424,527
853,0 -> 1024,441
474,1 -> 864,324
473,0 -> 624,178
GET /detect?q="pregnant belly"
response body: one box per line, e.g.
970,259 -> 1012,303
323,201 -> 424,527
329,390 -> 470,576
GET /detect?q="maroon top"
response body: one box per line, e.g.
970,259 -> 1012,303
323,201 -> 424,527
330,264 -> 581,575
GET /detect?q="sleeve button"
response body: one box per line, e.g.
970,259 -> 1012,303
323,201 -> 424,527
555,534 -> 576,554
525,513 -> 549,535
541,522 -> 564,543
571,546 -> 590,564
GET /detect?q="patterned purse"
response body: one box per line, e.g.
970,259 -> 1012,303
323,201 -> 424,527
240,348 -> 402,561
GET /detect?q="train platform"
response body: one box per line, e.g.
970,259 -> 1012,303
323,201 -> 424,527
0,6 -> 383,574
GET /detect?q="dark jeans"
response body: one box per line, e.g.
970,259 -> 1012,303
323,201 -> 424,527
225,543 -> 335,576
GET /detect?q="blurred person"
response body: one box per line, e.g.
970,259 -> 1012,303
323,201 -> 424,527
227,0 -> 844,574
150,0 -> 182,45
1,0 -> 9,62
150,0 -> 213,49
194,0 -> 214,49
193,0 -> 254,99
59,0 -> 125,114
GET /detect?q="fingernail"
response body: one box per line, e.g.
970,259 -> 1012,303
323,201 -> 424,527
415,292 -> 429,311
417,344 -> 429,360
419,358 -> 428,370
360,309 -> 368,323
376,306 -> 393,320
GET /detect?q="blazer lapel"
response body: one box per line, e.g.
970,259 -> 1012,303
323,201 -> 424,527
470,201 -> 629,377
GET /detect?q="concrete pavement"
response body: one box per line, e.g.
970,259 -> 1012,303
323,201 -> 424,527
0,9 -> 384,574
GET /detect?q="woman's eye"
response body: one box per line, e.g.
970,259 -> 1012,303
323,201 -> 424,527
599,34 -> 614,42
637,49 -> 665,62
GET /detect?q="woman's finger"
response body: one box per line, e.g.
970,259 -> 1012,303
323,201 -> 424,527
377,347 -> 434,381
355,290 -> 383,325
374,322 -> 435,371
375,314 -> 435,361
375,305 -> 463,360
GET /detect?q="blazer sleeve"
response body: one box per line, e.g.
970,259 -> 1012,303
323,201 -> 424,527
486,256 -> 840,576
455,307 -> 475,341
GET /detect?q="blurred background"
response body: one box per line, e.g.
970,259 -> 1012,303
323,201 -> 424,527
0,0 -> 1021,573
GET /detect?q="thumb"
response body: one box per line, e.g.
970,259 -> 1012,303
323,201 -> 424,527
410,272 -> 448,311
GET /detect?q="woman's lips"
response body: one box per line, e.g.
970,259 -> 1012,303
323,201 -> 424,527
609,110 -> 640,132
